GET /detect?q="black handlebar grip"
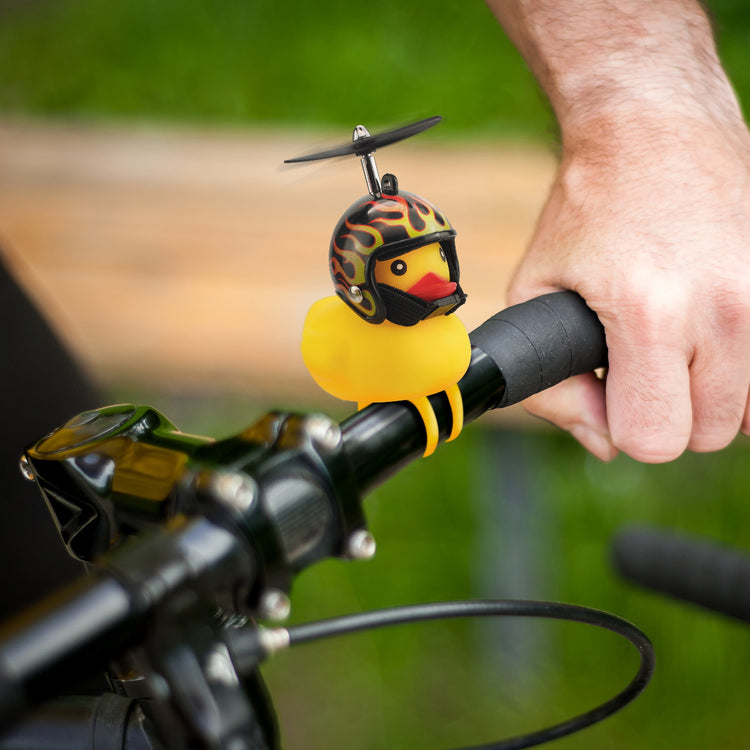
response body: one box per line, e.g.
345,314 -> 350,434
613,527 -> 750,623
469,291 -> 607,408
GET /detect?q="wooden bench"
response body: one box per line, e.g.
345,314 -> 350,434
0,121 -> 555,415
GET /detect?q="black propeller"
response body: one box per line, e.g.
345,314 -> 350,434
283,116 -> 442,163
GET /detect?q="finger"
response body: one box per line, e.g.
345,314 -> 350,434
605,340 -> 692,463
689,306 -> 750,451
688,350 -> 749,453
522,372 -> 617,462
742,392 -> 750,437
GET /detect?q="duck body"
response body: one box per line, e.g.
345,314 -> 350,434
299,175 -> 470,456
302,295 -> 471,435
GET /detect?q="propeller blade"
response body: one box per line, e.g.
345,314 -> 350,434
284,116 -> 442,163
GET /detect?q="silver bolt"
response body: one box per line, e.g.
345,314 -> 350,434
259,589 -> 291,622
346,529 -> 376,561
258,627 -> 291,655
349,285 -> 364,303
305,414 -> 341,451
19,455 -> 34,482
210,471 -> 257,513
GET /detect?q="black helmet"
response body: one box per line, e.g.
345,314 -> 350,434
329,177 -> 465,326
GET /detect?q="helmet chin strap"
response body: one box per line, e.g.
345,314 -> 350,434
379,284 -> 466,327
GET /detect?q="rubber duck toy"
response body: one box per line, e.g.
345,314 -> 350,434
286,117 -> 470,457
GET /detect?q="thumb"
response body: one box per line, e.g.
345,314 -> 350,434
521,371 -> 618,462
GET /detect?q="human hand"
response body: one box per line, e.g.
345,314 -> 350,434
509,111 -> 750,462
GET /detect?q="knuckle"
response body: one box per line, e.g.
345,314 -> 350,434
594,280 -> 690,353
712,289 -> 750,335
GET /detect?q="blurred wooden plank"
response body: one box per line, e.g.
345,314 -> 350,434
0,120 -> 555,412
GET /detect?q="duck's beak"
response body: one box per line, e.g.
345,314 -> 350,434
406,272 -> 457,302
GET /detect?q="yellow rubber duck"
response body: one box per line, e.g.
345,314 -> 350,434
301,172 -> 471,457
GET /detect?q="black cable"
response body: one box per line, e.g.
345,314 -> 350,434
280,599 -> 654,750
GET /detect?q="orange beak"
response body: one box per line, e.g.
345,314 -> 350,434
406,272 -> 457,302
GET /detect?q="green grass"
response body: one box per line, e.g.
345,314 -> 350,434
709,0 -> 750,99
0,0 -> 550,139
1,0 -> 749,140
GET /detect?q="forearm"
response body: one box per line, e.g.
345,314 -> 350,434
484,0 -> 746,146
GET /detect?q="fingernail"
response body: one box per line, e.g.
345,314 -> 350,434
570,424 -> 618,462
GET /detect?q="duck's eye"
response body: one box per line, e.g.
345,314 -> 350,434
390,260 -> 407,276
439,247 -> 446,262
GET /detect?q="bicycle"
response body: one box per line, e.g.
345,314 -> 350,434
0,289 -> 660,750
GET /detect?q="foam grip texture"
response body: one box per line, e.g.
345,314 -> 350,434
469,292 -> 607,408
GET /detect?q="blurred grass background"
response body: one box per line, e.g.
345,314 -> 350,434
2,1 -> 750,748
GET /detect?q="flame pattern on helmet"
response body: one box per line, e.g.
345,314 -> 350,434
330,191 -> 454,322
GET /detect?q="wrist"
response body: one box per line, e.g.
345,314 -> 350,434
490,1 -> 747,149
556,64 -> 746,155
559,105 -> 750,177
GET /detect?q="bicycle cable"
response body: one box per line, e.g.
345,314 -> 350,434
228,598 -> 654,750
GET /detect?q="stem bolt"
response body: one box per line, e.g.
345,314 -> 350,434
211,471 -> 257,513
305,414 -> 341,451
259,589 -> 291,622
347,529 -> 376,560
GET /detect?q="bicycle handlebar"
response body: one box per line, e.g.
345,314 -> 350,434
344,291 -> 606,493
614,526 -> 750,623
0,291 -> 607,734
0,516 -> 247,730
470,291 -> 607,408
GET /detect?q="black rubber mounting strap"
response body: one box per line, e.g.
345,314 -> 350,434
469,291 -> 607,408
